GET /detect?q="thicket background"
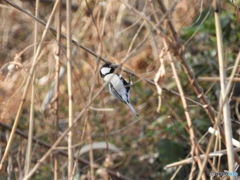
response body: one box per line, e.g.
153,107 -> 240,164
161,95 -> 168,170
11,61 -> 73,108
0,0 -> 240,179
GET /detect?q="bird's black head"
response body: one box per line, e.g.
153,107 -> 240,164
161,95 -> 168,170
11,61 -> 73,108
100,63 -> 115,78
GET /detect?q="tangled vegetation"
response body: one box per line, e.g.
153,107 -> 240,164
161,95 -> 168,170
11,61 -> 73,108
0,0 -> 240,179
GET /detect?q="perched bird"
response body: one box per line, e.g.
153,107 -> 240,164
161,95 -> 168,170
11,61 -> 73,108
100,63 -> 139,116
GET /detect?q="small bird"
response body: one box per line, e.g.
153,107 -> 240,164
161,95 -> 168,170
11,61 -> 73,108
100,63 -> 139,116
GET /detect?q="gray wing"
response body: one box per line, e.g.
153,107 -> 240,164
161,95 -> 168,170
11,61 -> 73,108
108,83 -> 126,104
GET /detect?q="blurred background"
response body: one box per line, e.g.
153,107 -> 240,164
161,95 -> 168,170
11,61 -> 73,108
1,0 -> 240,179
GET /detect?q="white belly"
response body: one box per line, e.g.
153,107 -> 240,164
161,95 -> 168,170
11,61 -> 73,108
104,74 -> 127,100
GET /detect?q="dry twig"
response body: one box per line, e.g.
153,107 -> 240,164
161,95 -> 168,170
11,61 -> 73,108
24,0 -> 39,178
53,0 -> 62,178
0,122 -> 132,180
66,0 -> 74,176
0,0 -> 60,173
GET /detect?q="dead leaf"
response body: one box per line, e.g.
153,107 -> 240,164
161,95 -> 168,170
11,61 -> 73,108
154,49 -> 166,112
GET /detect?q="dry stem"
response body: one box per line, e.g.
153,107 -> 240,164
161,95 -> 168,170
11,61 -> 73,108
0,0 -> 59,174
23,65 -> 124,179
164,40 -> 205,179
24,0 -> 39,177
3,0 -> 209,111
214,0 -> 235,176
66,0 -> 74,176
53,0 -> 62,179
197,47 -> 240,180
0,121 -> 132,180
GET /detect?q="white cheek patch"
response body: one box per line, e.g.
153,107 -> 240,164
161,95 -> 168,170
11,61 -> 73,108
101,67 -> 111,75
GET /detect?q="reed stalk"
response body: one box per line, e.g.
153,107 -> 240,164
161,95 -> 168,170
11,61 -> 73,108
0,0 -> 59,174
213,0 -> 235,177
24,0 -> 39,177
66,0 -> 73,177
53,0 -> 62,179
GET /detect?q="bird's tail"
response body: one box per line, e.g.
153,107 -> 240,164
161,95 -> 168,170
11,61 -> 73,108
127,102 -> 139,116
